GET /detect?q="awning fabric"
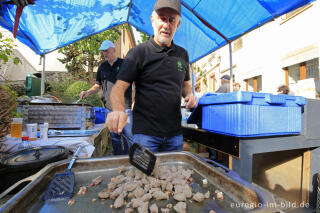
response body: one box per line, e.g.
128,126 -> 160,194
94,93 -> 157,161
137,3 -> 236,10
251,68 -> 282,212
0,0 -> 315,62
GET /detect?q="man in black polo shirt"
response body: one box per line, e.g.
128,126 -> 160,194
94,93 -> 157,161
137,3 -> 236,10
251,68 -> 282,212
106,0 -> 198,152
79,40 -> 133,155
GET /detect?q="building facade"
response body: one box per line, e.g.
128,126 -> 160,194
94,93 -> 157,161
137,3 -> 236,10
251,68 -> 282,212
194,1 -> 320,99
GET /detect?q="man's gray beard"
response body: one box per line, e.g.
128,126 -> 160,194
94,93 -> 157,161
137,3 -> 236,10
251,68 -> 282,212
158,36 -> 172,46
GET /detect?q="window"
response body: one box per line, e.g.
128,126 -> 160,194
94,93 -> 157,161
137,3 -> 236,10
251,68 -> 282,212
247,79 -> 254,92
306,58 -> 319,80
286,58 -> 319,85
201,63 -> 207,69
285,58 -> 319,98
233,38 -> 243,52
288,64 -> 300,84
257,76 -> 262,92
245,75 -> 262,92
208,54 -> 215,63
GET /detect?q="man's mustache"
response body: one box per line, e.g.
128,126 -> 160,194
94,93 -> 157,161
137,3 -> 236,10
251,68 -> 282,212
160,29 -> 171,35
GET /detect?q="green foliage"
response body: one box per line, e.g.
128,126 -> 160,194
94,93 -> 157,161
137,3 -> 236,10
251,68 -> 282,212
8,84 -> 25,97
13,57 -> 20,65
0,84 -> 19,117
0,83 -> 20,137
65,81 -> 103,107
137,29 -> 150,44
47,76 -> 76,102
58,26 -> 122,84
194,66 -> 207,86
58,45 -> 87,80
0,32 -> 20,69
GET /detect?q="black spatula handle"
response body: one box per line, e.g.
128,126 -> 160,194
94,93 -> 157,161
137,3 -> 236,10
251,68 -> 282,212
67,146 -> 83,171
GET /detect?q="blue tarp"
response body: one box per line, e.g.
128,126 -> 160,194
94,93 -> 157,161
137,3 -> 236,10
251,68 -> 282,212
0,0 -> 315,62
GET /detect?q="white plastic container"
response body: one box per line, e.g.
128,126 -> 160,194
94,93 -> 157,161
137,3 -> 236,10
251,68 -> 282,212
39,122 -> 49,142
26,123 -> 37,141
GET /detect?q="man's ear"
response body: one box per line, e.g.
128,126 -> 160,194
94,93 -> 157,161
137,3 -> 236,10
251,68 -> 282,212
151,13 -> 155,28
177,19 -> 181,29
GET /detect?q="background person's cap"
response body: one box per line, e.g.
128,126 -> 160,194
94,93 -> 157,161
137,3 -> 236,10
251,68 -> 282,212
154,0 -> 181,16
99,40 -> 115,51
221,74 -> 230,80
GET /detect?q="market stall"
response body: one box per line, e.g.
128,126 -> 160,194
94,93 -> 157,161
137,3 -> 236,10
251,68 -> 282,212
1,0 -> 319,212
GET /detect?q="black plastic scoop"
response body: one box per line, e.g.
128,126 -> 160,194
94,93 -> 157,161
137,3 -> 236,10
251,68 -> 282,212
43,146 -> 83,201
129,143 -> 157,176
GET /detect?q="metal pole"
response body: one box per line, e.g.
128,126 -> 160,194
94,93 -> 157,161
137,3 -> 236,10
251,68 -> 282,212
191,64 -> 195,95
41,54 -> 45,96
120,28 -> 122,58
228,43 -> 233,92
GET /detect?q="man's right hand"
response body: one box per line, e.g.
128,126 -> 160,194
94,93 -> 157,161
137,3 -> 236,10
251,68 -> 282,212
79,91 -> 88,99
106,111 -> 128,134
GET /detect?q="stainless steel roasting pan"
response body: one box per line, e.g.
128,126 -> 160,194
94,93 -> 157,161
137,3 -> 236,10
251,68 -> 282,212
0,152 -> 277,213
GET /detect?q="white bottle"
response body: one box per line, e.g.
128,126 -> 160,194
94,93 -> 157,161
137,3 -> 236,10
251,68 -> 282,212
39,122 -> 49,142
26,123 -> 37,141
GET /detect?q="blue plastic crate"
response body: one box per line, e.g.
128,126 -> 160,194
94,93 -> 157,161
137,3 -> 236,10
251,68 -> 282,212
94,107 -> 106,124
189,91 -> 306,137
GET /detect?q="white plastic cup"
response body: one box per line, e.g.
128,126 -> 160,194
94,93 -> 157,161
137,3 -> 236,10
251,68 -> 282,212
39,122 -> 49,142
26,123 -> 37,141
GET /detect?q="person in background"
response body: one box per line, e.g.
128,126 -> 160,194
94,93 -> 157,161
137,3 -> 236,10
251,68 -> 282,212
277,85 -> 290,95
106,0 -> 198,152
195,84 -> 202,99
233,82 -> 241,91
79,40 -> 133,155
216,74 -> 231,93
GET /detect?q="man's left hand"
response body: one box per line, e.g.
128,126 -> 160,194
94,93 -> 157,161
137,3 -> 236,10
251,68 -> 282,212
184,93 -> 198,109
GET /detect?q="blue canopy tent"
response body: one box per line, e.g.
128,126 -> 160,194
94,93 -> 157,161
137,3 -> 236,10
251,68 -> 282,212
0,0 -> 315,94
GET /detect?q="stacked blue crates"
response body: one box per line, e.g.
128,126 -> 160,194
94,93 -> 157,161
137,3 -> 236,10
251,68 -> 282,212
188,91 -> 306,137
94,107 -> 106,124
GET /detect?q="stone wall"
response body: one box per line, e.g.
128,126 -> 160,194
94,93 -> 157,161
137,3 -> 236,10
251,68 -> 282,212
43,71 -> 73,82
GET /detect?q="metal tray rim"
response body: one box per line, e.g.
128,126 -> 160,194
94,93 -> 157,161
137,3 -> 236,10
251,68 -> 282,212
0,152 -> 277,213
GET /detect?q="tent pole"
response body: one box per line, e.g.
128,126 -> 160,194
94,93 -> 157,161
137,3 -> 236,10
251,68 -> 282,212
191,64 -> 195,95
120,28 -> 122,57
41,54 -> 45,96
228,43 -> 233,92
